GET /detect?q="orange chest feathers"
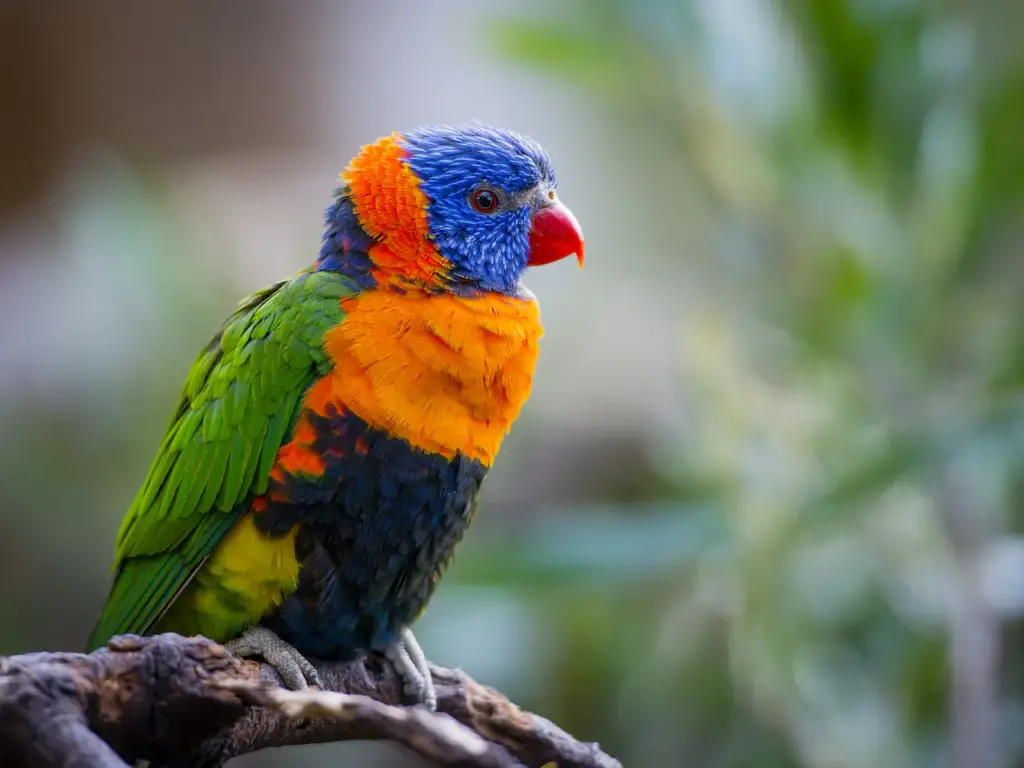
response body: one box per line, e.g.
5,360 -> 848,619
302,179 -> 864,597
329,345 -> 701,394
309,290 -> 543,466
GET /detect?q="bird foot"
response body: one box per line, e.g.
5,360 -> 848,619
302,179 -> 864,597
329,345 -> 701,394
384,627 -> 437,711
224,625 -> 322,691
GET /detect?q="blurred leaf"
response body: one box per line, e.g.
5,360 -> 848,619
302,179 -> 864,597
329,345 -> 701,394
782,0 -> 880,154
492,20 -> 630,94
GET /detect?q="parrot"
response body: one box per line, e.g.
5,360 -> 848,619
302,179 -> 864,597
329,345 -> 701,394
85,125 -> 584,709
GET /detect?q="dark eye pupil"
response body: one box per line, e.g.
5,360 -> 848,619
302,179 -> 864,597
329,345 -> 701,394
474,190 -> 496,212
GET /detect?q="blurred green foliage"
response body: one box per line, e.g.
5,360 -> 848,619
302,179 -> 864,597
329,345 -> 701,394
487,0 -> 1024,766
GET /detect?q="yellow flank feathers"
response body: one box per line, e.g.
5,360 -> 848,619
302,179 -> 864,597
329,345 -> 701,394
322,289 -> 543,466
155,512 -> 299,641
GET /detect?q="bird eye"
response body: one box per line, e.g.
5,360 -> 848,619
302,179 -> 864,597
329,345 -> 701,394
470,187 -> 500,214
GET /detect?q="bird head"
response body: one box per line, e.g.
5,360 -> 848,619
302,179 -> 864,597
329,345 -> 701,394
324,125 -> 584,295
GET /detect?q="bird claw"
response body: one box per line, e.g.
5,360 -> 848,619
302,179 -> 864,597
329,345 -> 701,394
384,628 -> 437,711
224,625 -> 322,690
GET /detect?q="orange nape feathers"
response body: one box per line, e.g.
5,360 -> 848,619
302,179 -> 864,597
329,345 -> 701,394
309,290 -> 543,466
342,133 -> 449,288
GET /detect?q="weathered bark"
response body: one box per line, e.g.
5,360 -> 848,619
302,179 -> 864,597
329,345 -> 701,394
0,633 -> 620,768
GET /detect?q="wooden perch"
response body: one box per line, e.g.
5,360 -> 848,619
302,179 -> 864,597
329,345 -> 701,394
0,633 -> 620,768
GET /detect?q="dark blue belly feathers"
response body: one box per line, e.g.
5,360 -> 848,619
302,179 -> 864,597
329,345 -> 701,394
255,402 -> 486,659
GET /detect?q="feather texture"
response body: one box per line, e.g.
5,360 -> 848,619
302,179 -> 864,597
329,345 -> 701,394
86,271 -> 355,650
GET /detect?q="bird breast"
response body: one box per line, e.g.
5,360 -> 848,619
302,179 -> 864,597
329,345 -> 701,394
317,289 -> 543,466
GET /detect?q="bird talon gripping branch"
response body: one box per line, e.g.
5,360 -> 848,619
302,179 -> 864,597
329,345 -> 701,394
225,625 -> 322,690
85,126 -> 584,702
385,628 -> 437,710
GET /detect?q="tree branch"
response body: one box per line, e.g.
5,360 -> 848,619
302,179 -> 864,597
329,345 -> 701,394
0,633 -> 620,768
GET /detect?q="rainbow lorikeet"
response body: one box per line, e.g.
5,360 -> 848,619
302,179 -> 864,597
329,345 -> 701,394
85,125 -> 584,708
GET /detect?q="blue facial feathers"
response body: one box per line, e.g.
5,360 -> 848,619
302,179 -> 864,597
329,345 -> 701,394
400,125 -> 557,294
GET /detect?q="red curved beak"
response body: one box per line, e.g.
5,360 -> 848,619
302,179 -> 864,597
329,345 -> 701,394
528,199 -> 584,268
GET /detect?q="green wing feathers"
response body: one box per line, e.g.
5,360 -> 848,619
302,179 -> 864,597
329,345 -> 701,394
86,271 -> 353,650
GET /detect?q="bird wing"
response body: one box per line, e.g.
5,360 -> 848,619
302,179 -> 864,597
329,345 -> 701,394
86,269 -> 355,650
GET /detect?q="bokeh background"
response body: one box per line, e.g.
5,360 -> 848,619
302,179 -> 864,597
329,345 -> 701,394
2,1 -> 1023,766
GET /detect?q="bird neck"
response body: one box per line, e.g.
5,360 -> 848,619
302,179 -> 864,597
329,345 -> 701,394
316,191 -> 383,290
317,189 -> 454,293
